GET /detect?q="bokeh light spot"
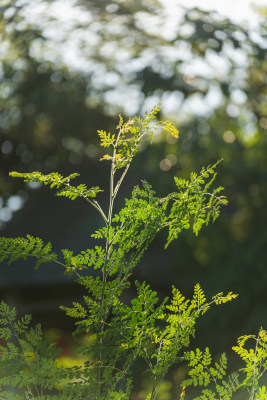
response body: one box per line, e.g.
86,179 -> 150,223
7,195 -> 24,212
260,117 -> 267,130
1,140 -> 13,155
223,130 -> 236,143
166,153 -> 177,166
159,158 -> 172,171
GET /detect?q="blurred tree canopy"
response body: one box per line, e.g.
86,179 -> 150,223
0,0 -> 267,349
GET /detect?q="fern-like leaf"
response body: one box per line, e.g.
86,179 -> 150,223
9,171 -> 102,201
0,235 -> 57,269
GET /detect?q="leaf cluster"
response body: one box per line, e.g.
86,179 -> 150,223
0,235 -> 57,270
0,302 -> 67,400
182,348 -> 239,400
180,329 -> 267,400
98,104 -> 178,170
9,171 -> 102,201
232,329 -> 267,399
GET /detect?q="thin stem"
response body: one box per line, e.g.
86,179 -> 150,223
250,336 -> 260,400
113,162 -> 130,200
64,181 -> 108,225
54,260 -> 82,279
97,127 -> 120,396
150,376 -> 164,400
85,198 -> 108,226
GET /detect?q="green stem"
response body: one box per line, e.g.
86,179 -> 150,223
250,336 -> 260,400
85,198 -> 108,225
54,260 -> 82,279
97,128 -> 119,397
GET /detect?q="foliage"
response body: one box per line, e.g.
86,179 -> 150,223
0,0 -> 267,352
181,329 -> 267,400
0,107 -> 245,399
0,235 -> 57,270
232,329 -> 267,400
1,107 -> 266,399
0,302 -> 64,400
182,348 -> 239,399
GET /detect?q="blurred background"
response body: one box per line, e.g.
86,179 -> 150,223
0,0 -> 267,398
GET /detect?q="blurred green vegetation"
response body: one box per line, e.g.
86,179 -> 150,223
0,0 -> 267,397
